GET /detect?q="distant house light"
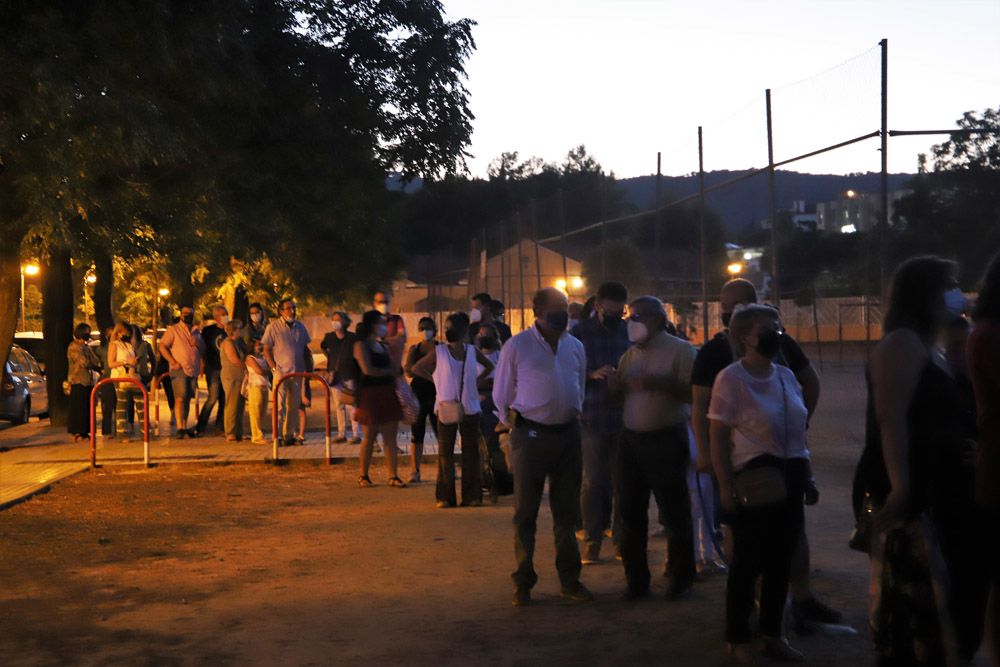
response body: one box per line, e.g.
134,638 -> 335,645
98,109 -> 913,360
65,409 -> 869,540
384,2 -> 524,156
840,224 -> 857,234
743,252 -> 753,260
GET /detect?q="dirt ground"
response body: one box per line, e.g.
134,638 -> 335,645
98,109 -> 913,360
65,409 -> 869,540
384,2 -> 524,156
0,351 -> 895,666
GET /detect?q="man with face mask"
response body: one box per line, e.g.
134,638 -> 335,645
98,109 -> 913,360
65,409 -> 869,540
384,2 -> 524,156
195,305 -> 229,436
690,278 -> 838,631
262,298 -> 312,446
467,292 -> 508,344
490,300 -> 512,342
373,291 -> 391,315
610,296 -> 698,599
159,304 -> 206,438
570,281 -> 630,564
493,287 -> 590,606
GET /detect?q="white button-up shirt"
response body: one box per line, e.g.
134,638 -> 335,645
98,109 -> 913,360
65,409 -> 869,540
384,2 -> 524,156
492,324 -> 586,426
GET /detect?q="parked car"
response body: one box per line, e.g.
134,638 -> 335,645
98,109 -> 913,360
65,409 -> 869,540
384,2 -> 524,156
14,331 -> 46,372
1,344 -> 49,424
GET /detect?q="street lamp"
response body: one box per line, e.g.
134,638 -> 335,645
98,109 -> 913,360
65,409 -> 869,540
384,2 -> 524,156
727,262 -> 744,275
152,287 -> 171,360
19,264 -> 40,332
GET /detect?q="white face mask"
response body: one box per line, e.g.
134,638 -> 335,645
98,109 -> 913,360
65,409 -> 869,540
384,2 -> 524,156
943,288 -> 966,318
331,320 -> 343,332
250,313 -> 262,324
375,303 -> 389,315
422,329 -> 435,341
469,308 -> 483,324
375,324 -> 388,338
627,320 -> 648,344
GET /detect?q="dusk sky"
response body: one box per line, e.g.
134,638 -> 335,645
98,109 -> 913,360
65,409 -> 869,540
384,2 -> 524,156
444,0 -> 1000,178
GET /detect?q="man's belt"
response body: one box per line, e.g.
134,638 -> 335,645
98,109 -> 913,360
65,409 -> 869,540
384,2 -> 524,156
513,412 -> 576,433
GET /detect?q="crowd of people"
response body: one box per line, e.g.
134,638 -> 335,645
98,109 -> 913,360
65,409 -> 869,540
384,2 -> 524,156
58,250 -> 1000,665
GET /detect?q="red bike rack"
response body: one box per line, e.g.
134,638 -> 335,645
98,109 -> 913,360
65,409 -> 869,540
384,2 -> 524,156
271,372 -> 332,464
89,377 -> 151,469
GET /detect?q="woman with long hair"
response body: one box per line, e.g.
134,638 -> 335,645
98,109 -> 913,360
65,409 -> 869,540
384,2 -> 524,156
108,321 -> 144,440
353,310 -> 406,488
220,319 -> 247,442
855,256 -> 980,665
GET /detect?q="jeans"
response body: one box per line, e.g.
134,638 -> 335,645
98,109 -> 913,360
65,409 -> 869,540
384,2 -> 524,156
510,420 -> 582,590
618,425 -> 695,593
580,425 -> 622,554
275,374 -> 301,440
221,371 -> 245,439
247,384 -> 268,442
435,414 -> 482,506
332,386 -> 361,439
196,367 -> 225,434
115,384 -> 145,437
726,465 -> 803,643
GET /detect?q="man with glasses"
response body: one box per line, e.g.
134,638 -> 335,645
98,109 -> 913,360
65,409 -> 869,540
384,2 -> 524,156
262,298 -> 312,446
159,304 -> 206,439
611,296 -> 697,600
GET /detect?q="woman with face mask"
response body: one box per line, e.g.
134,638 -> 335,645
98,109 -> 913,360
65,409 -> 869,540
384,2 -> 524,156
220,319 -> 247,442
410,312 -> 494,507
108,321 -> 145,441
321,312 -> 362,444
353,310 -> 405,488
854,256 -> 985,665
403,317 -> 439,483
66,322 -> 102,442
708,304 -> 811,663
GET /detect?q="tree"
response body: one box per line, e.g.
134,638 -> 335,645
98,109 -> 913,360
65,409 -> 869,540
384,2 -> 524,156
0,1 -> 476,423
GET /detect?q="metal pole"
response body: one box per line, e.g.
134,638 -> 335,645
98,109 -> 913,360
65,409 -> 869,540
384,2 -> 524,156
765,89 -> 780,307
698,126 -> 709,344
19,269 -> 25,332
600,180 -> 608,283
499,222 -> 507,320
655,151 -> 662,295
531,200 -> 542,291
516,213 -> 527,332
879,38 -> 888,302
558,188 -> 569,288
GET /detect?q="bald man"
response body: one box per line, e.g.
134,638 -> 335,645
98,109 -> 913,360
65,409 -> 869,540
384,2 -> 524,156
493,287 -> 591,607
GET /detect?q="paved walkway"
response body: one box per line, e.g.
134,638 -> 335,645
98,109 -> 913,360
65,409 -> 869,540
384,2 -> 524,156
0,416 -> 441,510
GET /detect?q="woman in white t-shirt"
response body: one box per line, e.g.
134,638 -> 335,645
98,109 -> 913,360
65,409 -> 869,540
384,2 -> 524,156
708,304 -> 811,663
108,321 -> 144,439
412,312 -> 494,508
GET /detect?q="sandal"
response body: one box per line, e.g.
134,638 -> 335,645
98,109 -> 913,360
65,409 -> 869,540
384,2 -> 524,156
387,476 -> 407,488
358,475 -> 374,488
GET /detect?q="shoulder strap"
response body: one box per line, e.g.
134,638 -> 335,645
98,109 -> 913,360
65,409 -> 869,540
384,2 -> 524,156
776,368 -> 789,457
457,345 -> 468,402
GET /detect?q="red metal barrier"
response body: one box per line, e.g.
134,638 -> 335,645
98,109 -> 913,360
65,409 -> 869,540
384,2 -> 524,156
152,372 -> 171,437
89,377 -> 151,469
271,372 -> 332,464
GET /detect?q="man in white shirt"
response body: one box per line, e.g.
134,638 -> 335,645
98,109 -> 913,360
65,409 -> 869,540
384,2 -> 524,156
262,298 -> 311,446
611,296 -> 698,600
493,287 -> 591,607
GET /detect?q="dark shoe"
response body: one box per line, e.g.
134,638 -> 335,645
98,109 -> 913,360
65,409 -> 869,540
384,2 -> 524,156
666,576 -> 694,600
560,581 -> 594,602
349,437 -> 362,445
621,586 -> 650,601
460,499 -> 483,507
387,476 -> 407,488
581,542 -> 600,565
333,436 -> 348,444
512,587 -> 531,607
792,595 -> 842,625
761,636 -> 804,662
283,438 -> 296,447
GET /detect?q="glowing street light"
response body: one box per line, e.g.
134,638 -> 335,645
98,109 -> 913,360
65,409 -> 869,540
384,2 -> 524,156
845,189 -> 857,199
19,263 -> 41,332
157,287 -> 170,297
727,262 -> 744,275
85,273 -> 97,285
555,278 -> 568,292
570,276 -> 584,290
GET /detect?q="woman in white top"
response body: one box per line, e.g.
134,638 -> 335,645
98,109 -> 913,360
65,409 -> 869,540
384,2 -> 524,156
244,338 -> 272,445
108,321 -> 144,439
412,312 -> 494,508
708,304 -> 811,663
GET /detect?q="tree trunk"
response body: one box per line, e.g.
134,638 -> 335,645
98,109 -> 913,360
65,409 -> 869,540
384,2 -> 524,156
0,227 -> 26,372
232,284 -> 250,328
93,249 -> 114,338
42,244 -> 74,426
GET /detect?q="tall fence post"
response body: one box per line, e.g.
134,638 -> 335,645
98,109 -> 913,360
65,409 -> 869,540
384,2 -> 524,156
765,89 -> 780,305
698,126 -> 709,344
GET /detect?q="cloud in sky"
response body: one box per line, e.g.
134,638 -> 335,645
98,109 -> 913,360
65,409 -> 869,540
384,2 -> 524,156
445,0 -> 1000,177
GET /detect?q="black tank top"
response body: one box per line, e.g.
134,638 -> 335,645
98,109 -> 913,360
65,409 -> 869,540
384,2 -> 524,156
360,341 -> 394,388
855,357 -> 972,518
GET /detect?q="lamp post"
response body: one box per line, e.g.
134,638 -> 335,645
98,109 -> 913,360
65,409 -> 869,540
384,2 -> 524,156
152,287 -> 170,360
19,264 -> 40,332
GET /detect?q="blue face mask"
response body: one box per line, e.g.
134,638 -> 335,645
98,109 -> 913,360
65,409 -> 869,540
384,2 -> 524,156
943,288 -> 966,318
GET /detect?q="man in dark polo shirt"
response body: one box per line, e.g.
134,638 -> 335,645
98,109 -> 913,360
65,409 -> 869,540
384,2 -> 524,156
691,278 -> 840,631
195,304 -> 229,436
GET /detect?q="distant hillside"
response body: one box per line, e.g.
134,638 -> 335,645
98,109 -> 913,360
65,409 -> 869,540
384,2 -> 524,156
618,170 -> 916,235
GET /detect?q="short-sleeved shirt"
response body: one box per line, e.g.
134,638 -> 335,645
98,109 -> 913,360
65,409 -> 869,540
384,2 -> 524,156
707,361 -> 810,471
321,331 -> 358,386
261,319 -> 311,375
617,330 -> 696,432
691,330 -> 810,389
159,323 -> 204,378
572,316 -> 631,433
